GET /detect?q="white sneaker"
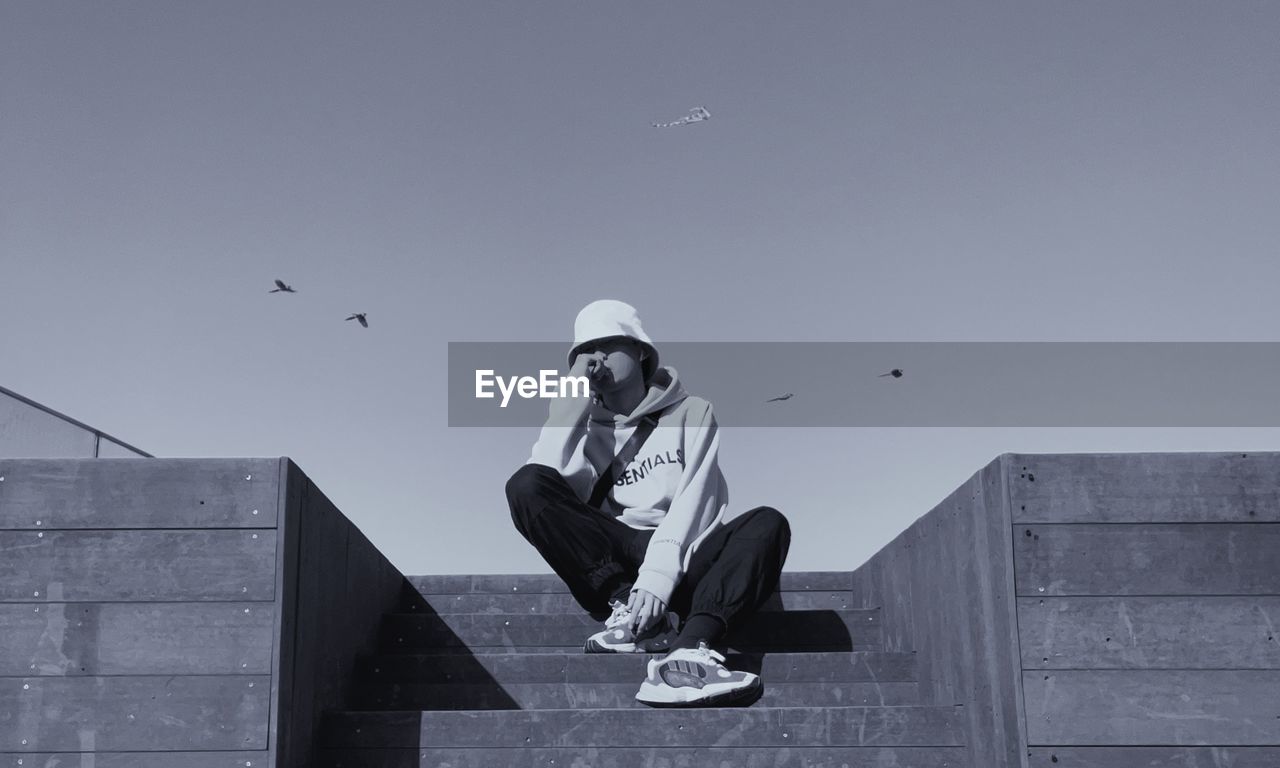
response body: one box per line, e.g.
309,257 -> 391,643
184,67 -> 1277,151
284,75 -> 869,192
584,599 -> 681,653
635,640 -> 762,707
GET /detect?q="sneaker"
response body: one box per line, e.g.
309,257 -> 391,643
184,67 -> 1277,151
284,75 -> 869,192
584,599 -> 681,653
635,640 -> 762,707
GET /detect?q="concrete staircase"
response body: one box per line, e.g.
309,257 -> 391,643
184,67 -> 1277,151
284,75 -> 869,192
316,572 -> 968,768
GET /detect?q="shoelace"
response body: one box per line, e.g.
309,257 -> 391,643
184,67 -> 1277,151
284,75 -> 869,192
682,641 -> 727,666
605,599 -> 631,629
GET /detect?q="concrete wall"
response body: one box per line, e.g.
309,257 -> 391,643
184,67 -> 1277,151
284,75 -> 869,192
274,459 -> 406,768
0,385 -> 149,459
1014,452 -> 1280,767
0,459 -> 279,763
0,457 -> 405,767
851,451 -> 1280,768
849,454 -> 1026,768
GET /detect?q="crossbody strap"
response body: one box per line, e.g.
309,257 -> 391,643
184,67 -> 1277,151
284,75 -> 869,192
587,410 -> 665,511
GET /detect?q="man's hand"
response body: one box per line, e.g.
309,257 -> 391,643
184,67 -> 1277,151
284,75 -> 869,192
627,587 -> 667,635
570,350 -> 608,394
547,351 -> 607,425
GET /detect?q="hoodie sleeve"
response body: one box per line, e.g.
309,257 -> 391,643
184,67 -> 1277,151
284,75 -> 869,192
631,400 -> 726,606
525,391 -> 596,501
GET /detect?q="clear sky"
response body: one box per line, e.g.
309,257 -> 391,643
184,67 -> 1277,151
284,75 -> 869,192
3,2 -> 1279,576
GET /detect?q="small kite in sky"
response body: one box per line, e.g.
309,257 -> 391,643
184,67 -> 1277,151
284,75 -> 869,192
269,279 -> 296,293
766,393 -> 794,402
345,313 -> 369,328
652,106 -> 711,128
878,369 -> 904,378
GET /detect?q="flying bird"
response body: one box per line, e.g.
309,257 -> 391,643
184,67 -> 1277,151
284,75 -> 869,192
652,106 -> 711,128
766,393 -> 794,402
345,313 -> 368,328
269,279 -> 296,293
878,369 -> 904,378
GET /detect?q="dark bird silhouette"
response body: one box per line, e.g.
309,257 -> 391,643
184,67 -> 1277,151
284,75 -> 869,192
269,279 -> 296,293
878,369 -> 904,378
345,313 -> 369,328
766,393 -> 794,402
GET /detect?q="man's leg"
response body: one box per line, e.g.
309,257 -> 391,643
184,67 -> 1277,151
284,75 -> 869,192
667,506 -> 792,650
506,464 -> 646,615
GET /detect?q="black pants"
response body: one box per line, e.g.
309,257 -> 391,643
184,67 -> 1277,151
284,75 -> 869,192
505,464 -> 791,634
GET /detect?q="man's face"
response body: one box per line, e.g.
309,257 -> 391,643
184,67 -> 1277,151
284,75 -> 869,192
575,336 -> 646,391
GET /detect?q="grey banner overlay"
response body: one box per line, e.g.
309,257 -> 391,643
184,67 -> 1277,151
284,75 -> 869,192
449,342 -> 1280,427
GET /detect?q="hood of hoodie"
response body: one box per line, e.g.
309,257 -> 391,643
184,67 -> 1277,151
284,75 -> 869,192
588,365 -> 687,427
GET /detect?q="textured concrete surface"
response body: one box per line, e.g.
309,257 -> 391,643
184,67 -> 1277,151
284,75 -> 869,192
273,459 -> 408,768
0,457 -> 407,768
354,649 -> 918,684
0,458 -> 274,528
848,455 -> 1025,768
379,608 -> 882,650
1011,452 -> 1280,758
408,571 -> 853,594
0,675 -> 270,751
0,752 -> 273,767
0,458 -> 279,765
0,528 -> 278,601
1024,669 -> 1280,744
1010,452 -> 1280,524
15,451 -> 1273,766
0,601 -> 273,675
1018,595 -> 1280,669
1013,522 -> 1280,595
319,746 -> 970,768
321,568 -> 943,765
353,680 -> 923,710
407,589 -> 855,614
1025,746 -> 1280,767
322,706 -> 967,748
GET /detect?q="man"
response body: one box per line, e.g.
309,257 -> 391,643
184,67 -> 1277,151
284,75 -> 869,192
505,299 -> 791,707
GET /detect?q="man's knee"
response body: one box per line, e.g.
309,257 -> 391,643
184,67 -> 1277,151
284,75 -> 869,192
507,463 -> 548,503
507,464 -> 554,531
744,506 -> 791,544
507,463 -> 575,534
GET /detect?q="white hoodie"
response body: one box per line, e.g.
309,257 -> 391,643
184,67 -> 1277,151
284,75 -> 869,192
525,365 -> 730,606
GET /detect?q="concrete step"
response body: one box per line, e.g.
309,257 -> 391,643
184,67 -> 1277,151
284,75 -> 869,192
355,650 -> 918,685
406,589 -> 856,614
320,705 -> 966,749
352,679 -> 923,710
406,571 -> 852,595
379,609 -> 881,652
374,643 -> 871,654
317,745 -> 967,768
